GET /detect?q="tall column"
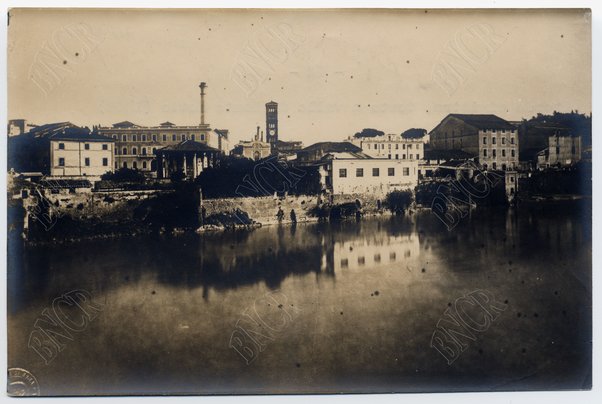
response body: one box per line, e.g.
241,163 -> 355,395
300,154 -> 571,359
183,155 -> 187,176
193,153 -> 198,177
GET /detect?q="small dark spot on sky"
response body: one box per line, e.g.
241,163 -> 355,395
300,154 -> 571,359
350,75 -> 353,79
75,52 -> 79,57
561,34 -> 564,38
415,26 -> 418,29
374,291 -> 380,296
426,110 -> 429,113
198,38 -> 200,40
209,28 -> 212,31
63,60 -> 67,65
421,268 -> 426,273
367,104 -> 371,107
151,290 -> 156,295
406,60 -> 410,64
268,77 -> 271,81
358,104 -> 361,108
370,293 -> 374,297
287,115 -> 290,118
425,10 -> 428,13
340,311 -> 343,315
281,86 -> 284,90
251,23 -> 254,26
278,304 -> 283,309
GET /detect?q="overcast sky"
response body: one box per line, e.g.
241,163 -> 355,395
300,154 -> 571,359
8,8 -> 591,145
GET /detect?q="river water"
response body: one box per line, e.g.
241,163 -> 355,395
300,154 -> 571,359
7,199 -> 592,395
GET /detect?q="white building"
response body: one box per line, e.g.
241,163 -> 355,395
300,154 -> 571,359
50,129 -> 115,178
318,152 -> 419,195
351,133 -> 425,160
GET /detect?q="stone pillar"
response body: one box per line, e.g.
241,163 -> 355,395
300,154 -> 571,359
193,153 -> 198,178
183,155 -> 187,176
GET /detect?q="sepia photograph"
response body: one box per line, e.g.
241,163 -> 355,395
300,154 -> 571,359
4,5 -> 594,398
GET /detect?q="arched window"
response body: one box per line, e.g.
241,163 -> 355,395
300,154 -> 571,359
142,161 -> 147,169
132,147 -> 137,155
142,134 -> 147,141
112,135 -> 117,139
142,147 -> 147,155
122,147 -> 127,155
152,147 -> 157,154
122,134 -> 127,141
132,134 -> 137,142
133,161 -> 138,169
182,134 -> 187,141
123,162 -> 128,168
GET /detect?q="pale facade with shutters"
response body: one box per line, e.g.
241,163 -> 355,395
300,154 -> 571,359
50,137 -> 114,178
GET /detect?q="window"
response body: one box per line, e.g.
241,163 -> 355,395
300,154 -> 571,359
102,158 -> 108,166
201,134 -> 205,141
58,157 -> 65,166
191,134 -> 196,141
403,144 -> 406,149
493,129 -> 497,133
402,154 -> 406,159
112,135 -> 117,140
388,144 -> 391,149
172,134 -> 177,141
142,161 -> 147,169
153,134 -> 157,142
372,167 -> 379,177
483,149 -> 488,157
58,143 -> 65,150
132,135 -> 137,142
492,149 -> 497,157
182,134 -> 187,141
123,162 -> 128,168
163,135 -> 167,142
410,154 -> 413,159
511,149 -> 515,157
388,154 -> 391,159
395,154 -> 399,159
395,144 -> 399,149
492,137 -> 496,145
388,167 -> 395,176
102,144 -> 108,150
408,144 -> 412,149
85,157 -> 90,166
416,153 -> 420,159
122,147 -> 127,155
133,161 -> 138,169
132,147 -> 137,155
84,143 -> 90,150
483,137 -> 487,145
122,135 -> 127,141
142,147 -> 147,155
502,137 -> 506,145
511,137 -> 515,144
356,168 -> 364,177
492,162 -> 497,170
152,147 -> 157,154
403,167 -> 410,176
502,149 -> 506,157
115,148 -> 118,155
339,168 -> 347,178
142,135 -> 147,142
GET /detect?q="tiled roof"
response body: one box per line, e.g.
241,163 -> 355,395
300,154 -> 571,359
301,141 -> 362,153
112,121 -> 139,128
50,128 -> 114,142
446,114 -> 515,130
157,140 -> 219,153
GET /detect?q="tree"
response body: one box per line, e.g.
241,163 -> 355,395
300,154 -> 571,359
101,168 -> 145,183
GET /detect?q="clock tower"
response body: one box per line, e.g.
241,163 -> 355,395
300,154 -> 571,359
265,100 -> 278,150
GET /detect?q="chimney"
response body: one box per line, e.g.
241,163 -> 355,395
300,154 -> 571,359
199,82 -> 207,126
256,126 -> 260,141
261,130 -> 264,142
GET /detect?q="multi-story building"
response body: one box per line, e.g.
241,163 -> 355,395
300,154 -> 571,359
536,133 -> 582,169
98,121 -> 228,173
49,128 -> 115,178
352,133 -> 425,160
430,114 -> 519,170
318,152 -> 419,195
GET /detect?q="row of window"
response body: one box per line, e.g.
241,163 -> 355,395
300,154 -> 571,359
386,153 -> 419,160
57,157 -> 109,167
110,133 -> 205,142
339,167 -> 411,178
483,163 -> 515,170
117,147 -> 158,156
119,161 -> 150,170
483,136 -> 515,145
483,149 -> 516,158
365,143 -> 420,150
58,143 -> 109,150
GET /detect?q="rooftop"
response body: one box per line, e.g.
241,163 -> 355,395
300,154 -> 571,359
157,140 -> 220,153
442,114 -> 516,130
301,141 -> 362,154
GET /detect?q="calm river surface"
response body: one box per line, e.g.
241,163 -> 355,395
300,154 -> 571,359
8,199 -> 591,395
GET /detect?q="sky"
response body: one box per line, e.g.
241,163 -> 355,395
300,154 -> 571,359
8,8 -> 591,145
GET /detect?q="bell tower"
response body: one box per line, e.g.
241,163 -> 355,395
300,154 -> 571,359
265,101 -> 278,149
